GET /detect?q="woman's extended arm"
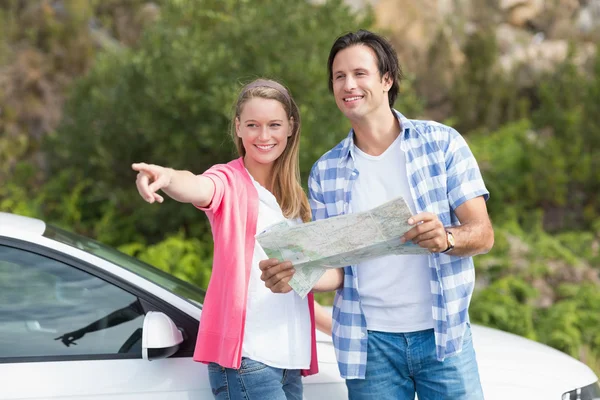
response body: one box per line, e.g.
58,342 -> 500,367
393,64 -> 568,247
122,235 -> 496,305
132,162 -> 215,207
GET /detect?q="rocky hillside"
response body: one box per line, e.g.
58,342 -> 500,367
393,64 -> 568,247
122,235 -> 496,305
364,0 -> 599,118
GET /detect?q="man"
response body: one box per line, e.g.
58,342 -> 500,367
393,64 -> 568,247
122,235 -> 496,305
260,30 -> 494,399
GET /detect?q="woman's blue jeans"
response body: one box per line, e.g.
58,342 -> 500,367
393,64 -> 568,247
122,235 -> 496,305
208,357 -> 303,400
346,325 -> 484,400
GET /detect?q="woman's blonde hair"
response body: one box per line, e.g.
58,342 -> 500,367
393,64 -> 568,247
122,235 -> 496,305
232,79 -> 311,223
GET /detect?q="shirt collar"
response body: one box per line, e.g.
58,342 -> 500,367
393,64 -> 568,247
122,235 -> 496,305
337,109 -> 415,166
245,168 -> 282,212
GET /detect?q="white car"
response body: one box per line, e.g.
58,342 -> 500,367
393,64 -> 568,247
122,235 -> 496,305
0,212 -> 598,400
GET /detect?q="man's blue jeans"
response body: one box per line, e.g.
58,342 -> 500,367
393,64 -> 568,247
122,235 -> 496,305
346,325 -> 484,400
208,357 -> 303,400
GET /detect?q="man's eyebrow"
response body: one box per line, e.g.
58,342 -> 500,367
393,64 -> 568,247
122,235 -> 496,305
334,67 -> 368,74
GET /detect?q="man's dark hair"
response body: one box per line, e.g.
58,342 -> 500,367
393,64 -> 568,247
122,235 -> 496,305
327,30 -> 403,108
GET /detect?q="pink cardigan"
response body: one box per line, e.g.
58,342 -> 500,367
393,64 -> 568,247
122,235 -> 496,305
192,157 -> 318,376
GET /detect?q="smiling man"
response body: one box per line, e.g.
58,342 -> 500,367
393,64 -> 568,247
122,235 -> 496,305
260,30 -> 494,399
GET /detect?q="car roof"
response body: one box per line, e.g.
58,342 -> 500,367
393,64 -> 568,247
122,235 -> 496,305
0,212 -> 203,320
0,212 -> 46,236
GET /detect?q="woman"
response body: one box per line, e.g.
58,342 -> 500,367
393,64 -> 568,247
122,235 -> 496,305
132,79 -> 321,400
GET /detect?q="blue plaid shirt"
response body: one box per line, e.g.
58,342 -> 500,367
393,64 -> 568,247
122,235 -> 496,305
308,111 -> 489,379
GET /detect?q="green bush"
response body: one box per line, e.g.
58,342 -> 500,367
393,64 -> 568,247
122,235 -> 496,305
119,231 -> 214,290
531,51 -> 600,228
535,283 -> 600,362
469,120 -> 568,221
449,29 -> 527,134
43,0 -> 378,243
470,276 -> 537,339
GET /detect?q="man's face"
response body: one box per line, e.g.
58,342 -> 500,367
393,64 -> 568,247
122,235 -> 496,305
331,45 -> 391,122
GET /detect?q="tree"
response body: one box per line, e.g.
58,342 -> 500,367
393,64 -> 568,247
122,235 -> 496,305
44,0 -> 384,244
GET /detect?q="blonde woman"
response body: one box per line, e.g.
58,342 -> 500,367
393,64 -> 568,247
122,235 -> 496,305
133,79 -> 321,400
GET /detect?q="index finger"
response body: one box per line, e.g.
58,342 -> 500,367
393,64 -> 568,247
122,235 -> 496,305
259,258 -> 282,271
407,212 -> 437,226
260,261 -> 294,281
132,162 -> 149,172
132,163 -> 159,176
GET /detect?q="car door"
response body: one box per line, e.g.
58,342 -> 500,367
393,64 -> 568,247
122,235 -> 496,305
0,241 -> 212,399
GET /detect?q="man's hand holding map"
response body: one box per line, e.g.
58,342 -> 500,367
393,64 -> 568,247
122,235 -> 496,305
256,196 -> 430,298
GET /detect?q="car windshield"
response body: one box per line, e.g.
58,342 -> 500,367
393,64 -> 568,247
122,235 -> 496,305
43,225 -> 205,308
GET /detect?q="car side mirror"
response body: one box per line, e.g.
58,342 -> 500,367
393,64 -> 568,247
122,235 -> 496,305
142,311 -> 184,361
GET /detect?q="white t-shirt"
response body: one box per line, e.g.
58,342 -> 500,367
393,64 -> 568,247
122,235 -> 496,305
241,173 -> 311,369
351,135 -> 433,332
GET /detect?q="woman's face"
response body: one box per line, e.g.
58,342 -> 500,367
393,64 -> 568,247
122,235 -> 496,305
236,97 -> 292,170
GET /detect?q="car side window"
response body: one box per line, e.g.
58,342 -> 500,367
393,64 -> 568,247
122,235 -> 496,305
0,245 -> 145,359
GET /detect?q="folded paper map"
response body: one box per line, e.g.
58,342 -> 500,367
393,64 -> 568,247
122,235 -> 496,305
256,196 -> 430,298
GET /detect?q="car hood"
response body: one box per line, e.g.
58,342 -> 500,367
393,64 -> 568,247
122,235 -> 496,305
472,324 -> 597,398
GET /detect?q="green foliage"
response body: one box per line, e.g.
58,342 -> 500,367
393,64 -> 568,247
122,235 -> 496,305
473,210 -> 600,374
119,232 -> 214,290
536,300 -> 582,357
536,283 -> 600,362
396,75 -> 424,117
314,291 -> 336,306
0,161 -> 45,217
555,231 -> 599,265
532,231 -> 581,266
0,0 -> 99,191
468,49 -> 600,232
0,183 -> 38,218
46,0 -> 374,243
450,29 -> 527,133
470,276 -> 537,339
469,120 -> 569,222
530,51 -> 600,228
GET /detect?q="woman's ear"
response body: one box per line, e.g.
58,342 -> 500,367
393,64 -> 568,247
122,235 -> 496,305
288,116 -> 294,137
235,117 -> 242,138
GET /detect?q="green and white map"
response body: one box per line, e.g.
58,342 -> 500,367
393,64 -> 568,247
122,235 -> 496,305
256,196 -> 430,298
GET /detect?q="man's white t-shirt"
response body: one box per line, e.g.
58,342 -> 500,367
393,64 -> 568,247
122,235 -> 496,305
351,134 -> 433,332
241,173 -> 311,369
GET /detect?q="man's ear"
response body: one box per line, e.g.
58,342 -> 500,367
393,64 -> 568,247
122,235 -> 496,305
235,117 -> 241,138
382,72 -> 393,92
288,117 -> 294,137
